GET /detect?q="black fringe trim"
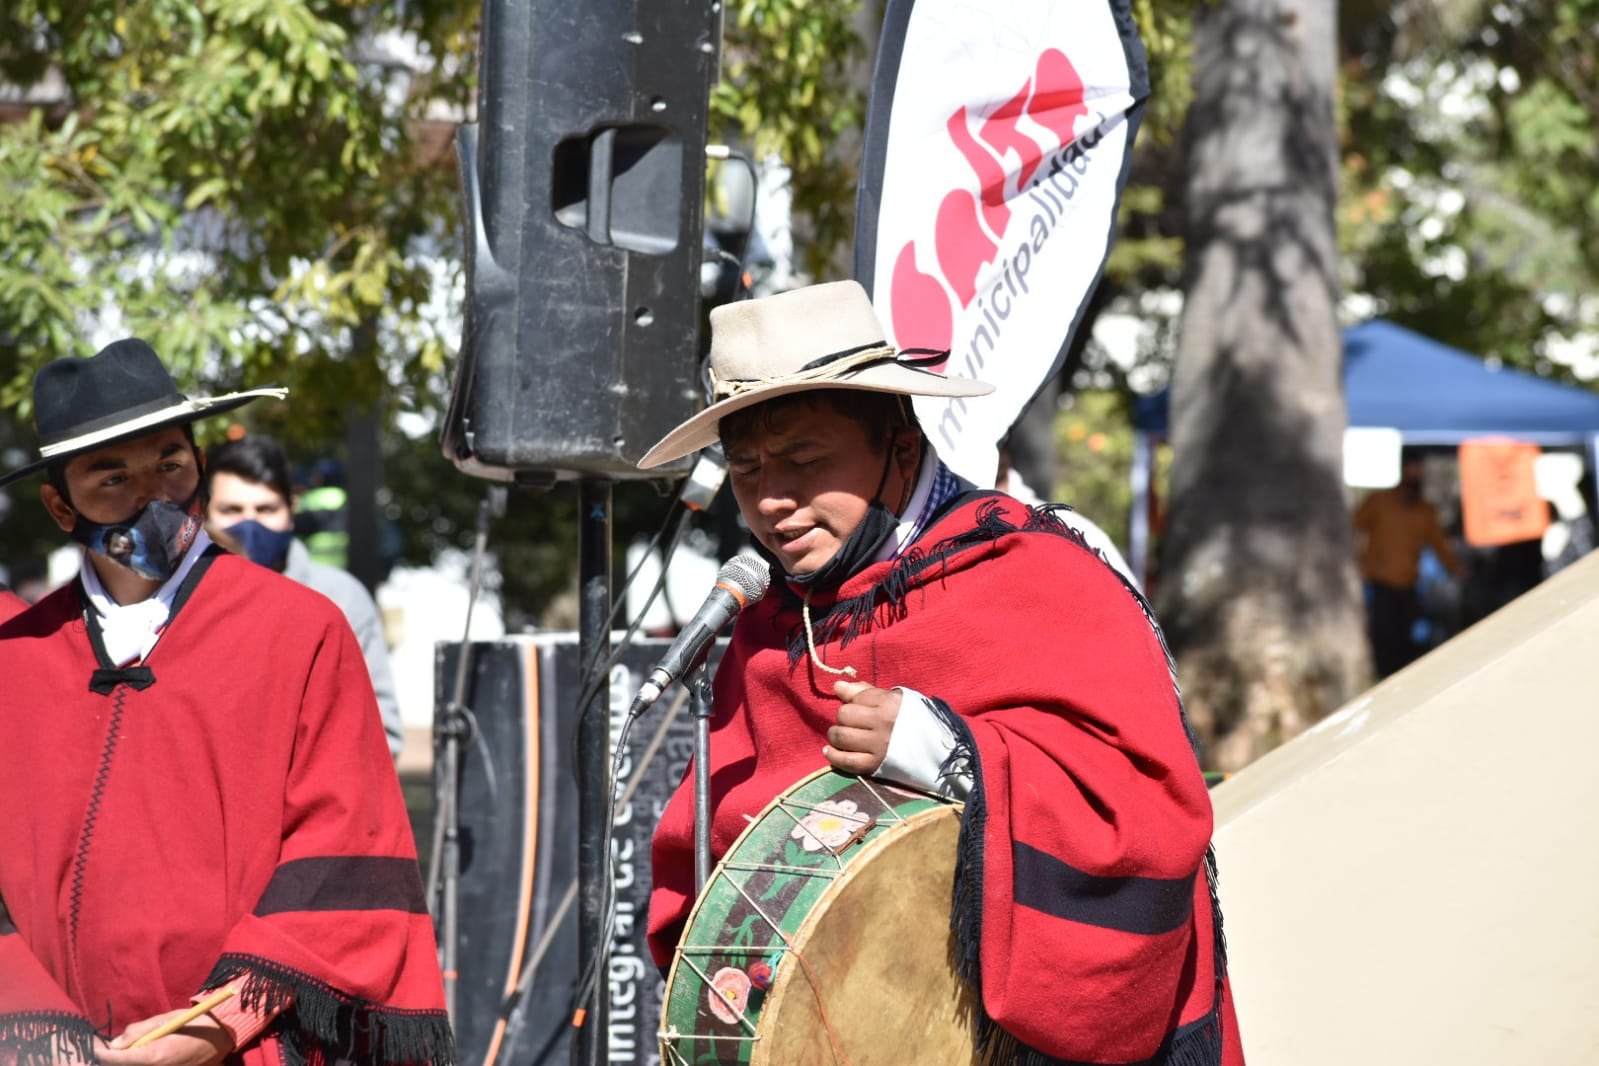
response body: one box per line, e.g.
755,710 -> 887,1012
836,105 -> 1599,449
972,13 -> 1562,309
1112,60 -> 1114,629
786,495 -> 1144,667
969,1008 -> 1221,1066
784,492 -> 1020,665
1201,844 -> 1230,1057
0,1012 -> 97,1066
203,954 -> 455,1066
801,495 -> 1233,1063
1166,1013 -> 1223,1066
933,700 -> 993,1050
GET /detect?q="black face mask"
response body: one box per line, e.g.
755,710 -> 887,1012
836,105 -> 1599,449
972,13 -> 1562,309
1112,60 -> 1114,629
781,499 -> 899,592
70,491 -> 205,584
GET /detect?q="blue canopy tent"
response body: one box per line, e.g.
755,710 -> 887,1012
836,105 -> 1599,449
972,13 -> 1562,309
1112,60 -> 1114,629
1126,319 -> 1599,584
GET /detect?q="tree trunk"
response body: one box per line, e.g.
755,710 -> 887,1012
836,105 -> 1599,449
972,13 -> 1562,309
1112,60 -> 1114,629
1156,0 -> 1370,770
345,318 -> 385,595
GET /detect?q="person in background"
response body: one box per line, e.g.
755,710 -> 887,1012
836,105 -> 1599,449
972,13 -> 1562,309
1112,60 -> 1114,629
205,436 -> 404,762
1353,450 -> 1465,678
0,338 -> 449,1066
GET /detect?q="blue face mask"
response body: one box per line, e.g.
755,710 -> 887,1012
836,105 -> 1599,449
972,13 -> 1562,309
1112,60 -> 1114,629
222,520 -> 295,570
71,493 -> 205,583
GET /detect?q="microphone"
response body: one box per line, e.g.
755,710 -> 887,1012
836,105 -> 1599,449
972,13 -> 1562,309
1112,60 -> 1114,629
631,552 -> 771,714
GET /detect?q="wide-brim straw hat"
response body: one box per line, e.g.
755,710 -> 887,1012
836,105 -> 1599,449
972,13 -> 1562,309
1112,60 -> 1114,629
638,280 -> 992,469
0,338 -> 286,487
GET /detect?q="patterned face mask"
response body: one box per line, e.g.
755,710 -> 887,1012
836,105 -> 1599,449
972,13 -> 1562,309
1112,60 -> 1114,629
70,491 -> 204,583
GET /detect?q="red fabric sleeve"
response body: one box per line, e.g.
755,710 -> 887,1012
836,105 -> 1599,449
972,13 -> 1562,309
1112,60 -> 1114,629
0,908 -> 97,1066
927,534 -> 1222,1063
200,613 -> 451,1065
191,978 -> 284,1052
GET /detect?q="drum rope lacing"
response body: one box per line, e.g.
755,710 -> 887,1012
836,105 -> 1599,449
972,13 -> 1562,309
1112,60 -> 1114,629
663,778 -> 919,1065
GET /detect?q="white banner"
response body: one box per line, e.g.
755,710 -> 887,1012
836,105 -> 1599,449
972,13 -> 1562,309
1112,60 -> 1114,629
856,0 -> 1148,486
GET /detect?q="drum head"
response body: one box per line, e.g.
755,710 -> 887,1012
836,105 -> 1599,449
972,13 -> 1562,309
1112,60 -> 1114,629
753,802 -> 978,1065
661,771 -> 980,1065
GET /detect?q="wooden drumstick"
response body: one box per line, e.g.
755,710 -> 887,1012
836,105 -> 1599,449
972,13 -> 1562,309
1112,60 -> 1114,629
128,988 -> 236,1048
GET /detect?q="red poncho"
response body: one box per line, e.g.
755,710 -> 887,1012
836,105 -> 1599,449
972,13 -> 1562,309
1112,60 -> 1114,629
649,495 -> 1243,1065
0,551 -> 452,1066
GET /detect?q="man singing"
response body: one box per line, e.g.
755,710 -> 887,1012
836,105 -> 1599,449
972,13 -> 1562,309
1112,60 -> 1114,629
640,281 -> 1242,1065
0,340 -> 451,1066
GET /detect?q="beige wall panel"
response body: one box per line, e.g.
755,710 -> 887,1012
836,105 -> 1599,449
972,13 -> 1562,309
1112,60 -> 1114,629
1213,551 -> 1599,1064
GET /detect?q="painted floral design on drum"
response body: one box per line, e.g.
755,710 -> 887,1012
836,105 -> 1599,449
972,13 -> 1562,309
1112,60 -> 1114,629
789,798 -> 869,852
707,966 -> 753,1025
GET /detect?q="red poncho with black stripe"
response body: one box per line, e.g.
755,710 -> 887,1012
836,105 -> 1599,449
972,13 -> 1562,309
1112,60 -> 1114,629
649,494 -> 1244,1065
0,552 -> 451,1066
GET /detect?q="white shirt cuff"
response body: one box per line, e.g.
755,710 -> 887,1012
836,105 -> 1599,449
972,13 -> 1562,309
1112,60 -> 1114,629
879,687 -> 972,800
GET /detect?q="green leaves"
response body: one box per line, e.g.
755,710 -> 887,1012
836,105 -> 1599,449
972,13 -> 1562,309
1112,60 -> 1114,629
712,0 -> 867,277
0,0 -> 471,440
1338,0 -> 1599,376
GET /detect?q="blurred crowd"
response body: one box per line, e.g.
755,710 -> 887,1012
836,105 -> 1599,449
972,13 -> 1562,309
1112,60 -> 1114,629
1353,446 -> 1595,679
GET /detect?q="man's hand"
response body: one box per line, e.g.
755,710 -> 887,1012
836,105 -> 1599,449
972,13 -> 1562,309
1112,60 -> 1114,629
825,680 -> 902,776
94,1009 -> 234,1066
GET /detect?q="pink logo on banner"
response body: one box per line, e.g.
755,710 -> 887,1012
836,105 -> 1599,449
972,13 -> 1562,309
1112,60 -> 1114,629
888,49 -> 1088,362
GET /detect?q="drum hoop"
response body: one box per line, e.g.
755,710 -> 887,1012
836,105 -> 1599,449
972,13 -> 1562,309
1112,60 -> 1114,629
665,769 -> 952,969
660,770 -> 962,1059
745,803 -> 962,1066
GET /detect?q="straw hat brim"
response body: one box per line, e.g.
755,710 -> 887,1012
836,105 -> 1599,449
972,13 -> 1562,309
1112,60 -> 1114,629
0,387 -> 286,488
638,361 -> 992,469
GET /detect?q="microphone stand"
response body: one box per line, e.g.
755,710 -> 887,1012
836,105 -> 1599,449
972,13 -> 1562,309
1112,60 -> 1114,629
427,488 -> 500,1025
573,477 -> 612,1066
688,662 -> 715,891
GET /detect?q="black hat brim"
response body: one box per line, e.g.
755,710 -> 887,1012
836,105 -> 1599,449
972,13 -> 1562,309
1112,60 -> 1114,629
0,387 -> 285,488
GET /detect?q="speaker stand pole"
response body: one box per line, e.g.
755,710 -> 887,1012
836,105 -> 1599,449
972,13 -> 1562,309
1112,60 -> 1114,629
574,477 -> 612,1066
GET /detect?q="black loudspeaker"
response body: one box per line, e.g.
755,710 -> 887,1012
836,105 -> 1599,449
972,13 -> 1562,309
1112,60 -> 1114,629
437,635 -> 718,1066
442,2 -> 721,483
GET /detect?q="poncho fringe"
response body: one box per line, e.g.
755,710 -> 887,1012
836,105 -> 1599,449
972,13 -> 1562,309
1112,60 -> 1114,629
651,492 -> 1238,1064
813,498 -> 1231,1066
205,954 -> 454,1066
0,1012 -> 97,1066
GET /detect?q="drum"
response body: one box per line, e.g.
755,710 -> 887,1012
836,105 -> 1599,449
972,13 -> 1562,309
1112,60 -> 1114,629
658,769 -> 979,1065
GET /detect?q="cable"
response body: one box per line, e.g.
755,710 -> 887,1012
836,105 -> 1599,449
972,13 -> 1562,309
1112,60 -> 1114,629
554,144 -> 756,745
426,488 -> 503,905
482,265 -> 745,1056
563,500 -> 693,762
427,486 -> 504,1026
561,511 -> 695,1015
491,683 -> 692,1066
479,484 -> 697,1066
534,251 -> 751,1062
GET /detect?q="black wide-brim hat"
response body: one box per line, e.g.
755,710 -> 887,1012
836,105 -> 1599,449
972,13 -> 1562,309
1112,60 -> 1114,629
0,338 -> 287,487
